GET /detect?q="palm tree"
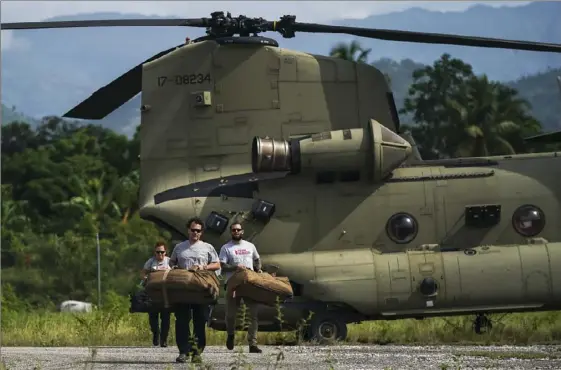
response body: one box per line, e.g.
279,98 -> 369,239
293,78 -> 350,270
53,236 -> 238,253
329,40 -> 371,63
116,169 -> 140,224
445,75 -> 535,157
330,40 -> 392,87
56,172 -> 122,230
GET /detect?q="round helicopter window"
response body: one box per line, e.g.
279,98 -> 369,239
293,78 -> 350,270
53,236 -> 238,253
386,213 -> 418,244
512,205 -> 546,237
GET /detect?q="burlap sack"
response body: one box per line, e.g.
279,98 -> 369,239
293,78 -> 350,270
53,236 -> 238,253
226,269 -> 293,306
145,269 -> 220,307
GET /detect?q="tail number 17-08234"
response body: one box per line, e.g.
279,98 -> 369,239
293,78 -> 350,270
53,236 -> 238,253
157,74 -> 211,87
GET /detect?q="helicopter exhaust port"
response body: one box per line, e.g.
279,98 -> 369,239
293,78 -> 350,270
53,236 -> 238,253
251,119 -> 413,182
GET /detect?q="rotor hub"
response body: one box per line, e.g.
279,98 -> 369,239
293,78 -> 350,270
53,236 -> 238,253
201,11 -> 296,39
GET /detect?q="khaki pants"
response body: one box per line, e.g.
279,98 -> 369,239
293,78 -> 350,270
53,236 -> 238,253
225,287 -> 259,346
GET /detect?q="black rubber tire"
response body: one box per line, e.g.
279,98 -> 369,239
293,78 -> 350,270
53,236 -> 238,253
307,315 -> 348,343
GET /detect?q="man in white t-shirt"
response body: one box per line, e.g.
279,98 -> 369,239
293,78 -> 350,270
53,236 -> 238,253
141,242 -> 171,348
219,222 -> 263,354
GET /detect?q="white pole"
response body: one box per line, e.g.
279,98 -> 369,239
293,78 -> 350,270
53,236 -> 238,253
96,232 -> 101,308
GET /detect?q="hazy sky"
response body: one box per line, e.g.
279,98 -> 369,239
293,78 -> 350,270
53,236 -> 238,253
1,1 -> 529,23
0,1 -> 530,50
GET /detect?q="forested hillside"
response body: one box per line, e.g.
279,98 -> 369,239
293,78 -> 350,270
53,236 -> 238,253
378,62 -> 561,132
507,68 -> 561,131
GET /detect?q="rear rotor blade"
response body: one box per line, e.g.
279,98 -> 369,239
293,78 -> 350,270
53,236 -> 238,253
290,23 -> 561,53
1,19 -> 204,30
63,44 -> 182,120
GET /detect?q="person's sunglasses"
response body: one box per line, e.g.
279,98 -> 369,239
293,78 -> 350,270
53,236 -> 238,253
190,228 -> 202,233
231,228 -> 242,232
155,251 -> 166,254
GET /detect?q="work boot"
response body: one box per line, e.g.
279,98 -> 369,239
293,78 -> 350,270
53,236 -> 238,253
226,334 -> 235,350
176,354 -> 188,363
152,333 -> 159,346
249,345 -> 262,353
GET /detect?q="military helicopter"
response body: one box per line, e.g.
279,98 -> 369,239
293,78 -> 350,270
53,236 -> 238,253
3,11 -> 561,342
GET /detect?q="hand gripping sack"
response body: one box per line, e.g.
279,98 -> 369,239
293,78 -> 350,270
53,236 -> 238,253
145,269 -> 220,307
226,269 -> 293,306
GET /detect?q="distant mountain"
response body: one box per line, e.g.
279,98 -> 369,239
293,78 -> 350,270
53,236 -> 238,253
507,67 -> 561,130
329,2 -> 561,79
1,103 -> 40,126
1,2 -> 560,134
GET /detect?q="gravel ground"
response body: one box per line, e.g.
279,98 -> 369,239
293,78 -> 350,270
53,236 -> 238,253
2,345 -> 561,370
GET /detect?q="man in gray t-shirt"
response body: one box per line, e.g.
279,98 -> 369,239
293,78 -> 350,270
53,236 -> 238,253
169,217 -> 221,364
170,240 -> 220,276
219,221 -> 263,354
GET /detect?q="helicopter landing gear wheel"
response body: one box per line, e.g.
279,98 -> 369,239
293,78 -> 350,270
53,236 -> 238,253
307,315 -> 348,343
473,313 -> 492,334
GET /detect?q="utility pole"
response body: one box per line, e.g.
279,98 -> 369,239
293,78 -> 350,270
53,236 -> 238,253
96,232 -> 101,308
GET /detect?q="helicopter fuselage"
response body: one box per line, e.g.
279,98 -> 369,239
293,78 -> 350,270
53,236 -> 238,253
137,38 -> 561,320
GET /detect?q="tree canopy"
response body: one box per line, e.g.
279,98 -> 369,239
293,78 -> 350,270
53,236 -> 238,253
328,42 -> 555,158
1,118 -> 169,310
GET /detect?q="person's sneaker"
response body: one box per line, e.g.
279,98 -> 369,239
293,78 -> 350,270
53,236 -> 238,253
176,354 -> 188,363
152,334 -> 159,346
249,345 -> 262,353
191,354 -> 202,363
226,334 -> 235,350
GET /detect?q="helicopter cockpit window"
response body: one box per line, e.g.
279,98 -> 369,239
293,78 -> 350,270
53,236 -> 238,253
386,212 -> 418,244
512,205 -> 545,237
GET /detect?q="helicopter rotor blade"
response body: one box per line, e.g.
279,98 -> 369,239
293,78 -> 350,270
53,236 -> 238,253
4,11 -> 560,121
286,22 -> 561,53
63,44 -> 182,120
523,130 -> 561,144
2,12 -> 560,53
0,19 -> 205,30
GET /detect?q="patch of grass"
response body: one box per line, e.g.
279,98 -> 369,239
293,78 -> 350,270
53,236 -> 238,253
346,312 -> 561,346
3,305 -> 561,347
453,350 -> 558,360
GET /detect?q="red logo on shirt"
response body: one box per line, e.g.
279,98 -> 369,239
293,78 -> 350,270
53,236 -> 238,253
234,249 -> 250,255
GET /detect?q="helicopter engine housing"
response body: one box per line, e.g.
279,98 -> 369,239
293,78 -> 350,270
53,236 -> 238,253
252,119 -> 413,181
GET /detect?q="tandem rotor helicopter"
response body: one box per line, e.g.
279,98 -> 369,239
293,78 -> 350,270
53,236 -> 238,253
3,11 -> 561,342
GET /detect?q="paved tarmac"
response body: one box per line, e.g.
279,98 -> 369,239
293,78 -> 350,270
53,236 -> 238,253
2,345 -> 561,369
